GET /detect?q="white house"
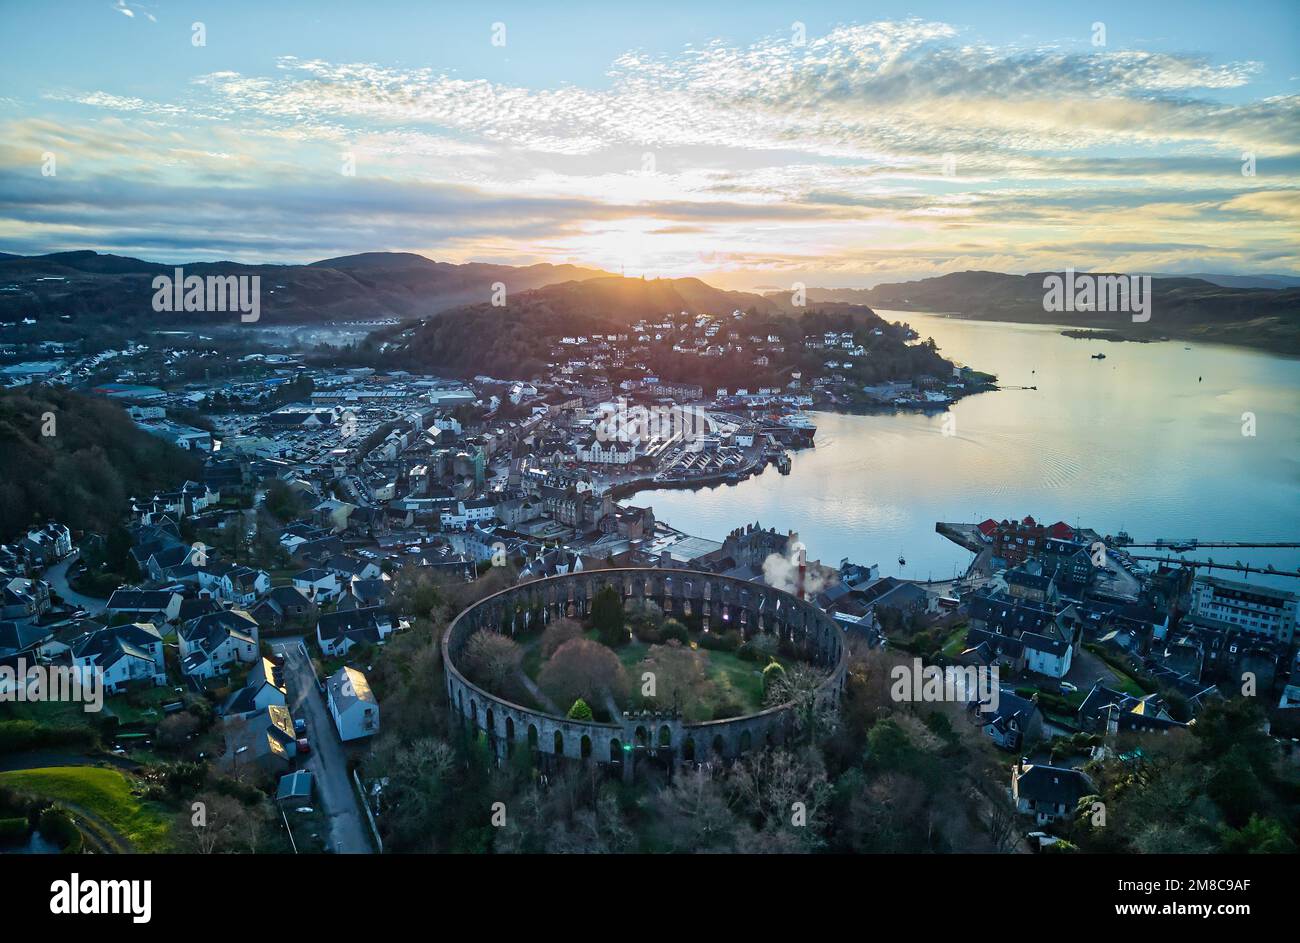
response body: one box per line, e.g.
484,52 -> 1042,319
574,437 -> 637,465
178,610 -> 259,679
292,568 -> 342,603
1022,632 -> 1074,679
200,565 -> 271,607
70,623 -> 166,693
327,666 -> 380,741
316,607 -> 398,657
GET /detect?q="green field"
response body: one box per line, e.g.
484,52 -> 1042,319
0,766 -> 173,853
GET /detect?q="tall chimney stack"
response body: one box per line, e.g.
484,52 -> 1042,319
796,545 -> 807,601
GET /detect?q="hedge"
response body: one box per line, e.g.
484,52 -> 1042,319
0,817 -> 29,843
39,808 -> 84,854
0,720 -> 99,754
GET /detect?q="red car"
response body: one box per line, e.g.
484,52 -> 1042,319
296,739 -> 311,756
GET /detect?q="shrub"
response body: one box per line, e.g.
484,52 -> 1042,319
567,698 -> 594,721
761,659 -> 787,696
0,817 -> 29,844
699,630 -> 741,653
38,808 -> 83,854
660,619 -> 689,644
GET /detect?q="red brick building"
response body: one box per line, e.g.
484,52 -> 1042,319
986,516 -> 1074,567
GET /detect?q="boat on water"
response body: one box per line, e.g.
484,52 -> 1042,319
774,411 -> 817,445
1091,353 -> 1106,359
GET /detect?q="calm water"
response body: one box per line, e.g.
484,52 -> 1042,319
637,312 -> 1300,589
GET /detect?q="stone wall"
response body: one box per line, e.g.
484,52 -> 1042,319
442,568 -> 847,774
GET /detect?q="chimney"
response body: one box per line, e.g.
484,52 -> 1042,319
796,546 -> 807,601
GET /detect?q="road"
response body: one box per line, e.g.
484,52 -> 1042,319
273,639 -> 373,854
43,550 -> 109,613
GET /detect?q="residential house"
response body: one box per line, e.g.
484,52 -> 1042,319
70,622 -> 166,693
105,589 -> 183,625
327,666 -> 380,741
1078,681 -> 1186,735
23,523 -> 73,567
325,554 -> 382,583
0,620 -> 53,658
222,704 -> 298,778
250,586 -> 318,631
316,607 -> 398,657
1012,761 -> 1095,825
199,563 -> 271,607
222,656 -> 288,717
292,568 -> 342,604
972,689 -> 1044,752
178,609 -> 260,679
2,578 -> 51,620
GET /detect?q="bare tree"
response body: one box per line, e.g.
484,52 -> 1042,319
462,629 -> 523,694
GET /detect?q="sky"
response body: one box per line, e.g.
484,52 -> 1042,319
0,0 -> 1297,288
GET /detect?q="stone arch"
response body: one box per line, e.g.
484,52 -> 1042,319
528,723 -> 538,749
683,737 -> 696,761
658,725 -> 671,748
581,734 -> 592,759
739,729 -> 752,752
610,738 -> 622,761
505,716 -> 516,754
554,730 -> 564,756
635,725 -> 648,747
712,734 -> 725,756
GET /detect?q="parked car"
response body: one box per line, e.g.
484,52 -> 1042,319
1059,681 -> 1078,694
294,718 -> 306,735
296,739 -> 311,756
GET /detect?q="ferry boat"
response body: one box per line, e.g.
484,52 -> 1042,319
779,412 -> 818,442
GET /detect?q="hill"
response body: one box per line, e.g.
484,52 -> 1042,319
0,385 -> 202,540
371,275 -> 786,376
794,272 -> 1300,353
0,251 -> 612,328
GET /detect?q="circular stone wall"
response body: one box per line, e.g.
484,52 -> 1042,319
442,568 -> 847,773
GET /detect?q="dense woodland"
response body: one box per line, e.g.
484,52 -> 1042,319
0,385 -> 201,541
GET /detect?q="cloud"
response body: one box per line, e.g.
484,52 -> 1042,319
3,18 -> 1296,279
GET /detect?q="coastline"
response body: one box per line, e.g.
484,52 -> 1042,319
871,306 -> 1300,357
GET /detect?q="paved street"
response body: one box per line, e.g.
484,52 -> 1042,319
44,550 -> 109,613
274,639 -> 373,854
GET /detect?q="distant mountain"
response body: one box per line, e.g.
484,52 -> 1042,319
1151,273 -> 1300,290
792,272 -> 1300,353
0,251 -> 612,327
